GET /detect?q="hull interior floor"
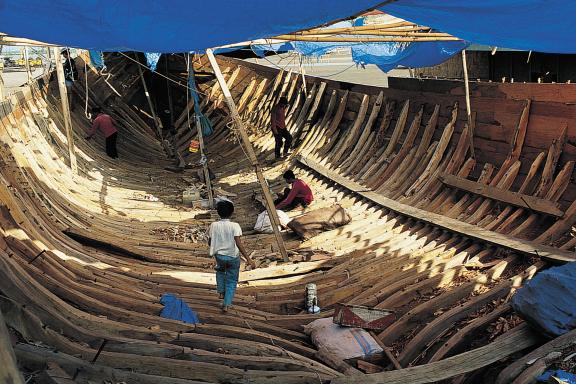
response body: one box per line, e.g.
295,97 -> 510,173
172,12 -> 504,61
0,52 -> 575,383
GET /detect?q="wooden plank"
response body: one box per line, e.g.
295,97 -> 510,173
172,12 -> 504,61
369,331 -> 402,370
206,49 -> 288,261
37,362 -> 77,384
496,328 -> 576,384
438,172 -> 564,217
0,308 -> 25,384
53,47 -> 77,173
297,155 -> 576,262
331,323 -> 539,384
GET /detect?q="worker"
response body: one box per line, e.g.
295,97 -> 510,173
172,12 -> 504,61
61,49 -> 79,110
275,170 -> 313,211
209,200 -> 255,312
270,96 -> 292,160
86,106 -> 119,159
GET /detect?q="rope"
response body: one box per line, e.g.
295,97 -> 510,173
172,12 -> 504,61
118,51 -> 209,97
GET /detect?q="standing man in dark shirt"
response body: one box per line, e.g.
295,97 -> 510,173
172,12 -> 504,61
270,96 -> 292,160
61,49 -> 78,110
86,107 -> 119,158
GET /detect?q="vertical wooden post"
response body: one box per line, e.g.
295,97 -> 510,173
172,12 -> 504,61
44,46 -> 52,77
298,54 -> 308,94
206,48 -> 288,261
23,46 -> 32,83
461,49 -> 475,159
188,56 -> 214,208
53,47 -> 77,173
196,115 -> 214,208
165,59 -> 175,127
0,45 -> 4,100
136,55 -> 163,138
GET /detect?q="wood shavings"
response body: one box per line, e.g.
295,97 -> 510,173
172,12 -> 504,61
488,314 -> 523,340
131,192 -> 159,201
150,225 -> 208,243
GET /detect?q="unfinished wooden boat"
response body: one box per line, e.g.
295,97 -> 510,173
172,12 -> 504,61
1,51 -> 575,383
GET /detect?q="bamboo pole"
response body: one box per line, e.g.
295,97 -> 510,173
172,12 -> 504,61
0,34 -> 55,47
136,54 -> 163,139
296,24 -> 428,35
273,35 -> 460,43
461,50 -> 475,159
292,31 -> 449,38
206,48 -> 288,261
298,21 -> 415,34
53,47 -> 77,173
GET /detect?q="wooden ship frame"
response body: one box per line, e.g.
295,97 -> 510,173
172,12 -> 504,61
1,45 -> 576,383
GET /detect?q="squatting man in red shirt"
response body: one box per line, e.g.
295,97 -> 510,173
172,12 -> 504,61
86,106 -> 119,159
275,170 -> 314,211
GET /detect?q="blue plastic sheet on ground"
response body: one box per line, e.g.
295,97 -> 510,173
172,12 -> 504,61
159,293 -> 199,324
511,262 -> 576,337
145,52 -> 161,71
538,369 -> 576,383
89,50 -> 105,70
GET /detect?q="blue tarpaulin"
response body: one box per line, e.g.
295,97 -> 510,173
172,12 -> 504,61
188,66 -> 213,137
381,1 -> 576,54
538,370 -> 576,383
352,41 -> 469,72
159,293 -> 199,324
89,50 -> 105,70
511,262 -> 576,337
3,2 -> 575,54
0,1 -> 379,52
145,52 -> 161,71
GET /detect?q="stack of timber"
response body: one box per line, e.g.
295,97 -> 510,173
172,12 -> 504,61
0,52 -> 574,383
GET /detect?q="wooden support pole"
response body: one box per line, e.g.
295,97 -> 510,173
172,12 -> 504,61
165,60 -> 175,128
136,55 -> 163,139
298,54 -> 308,95
196,115 -> 214,208
0,308 -> 25,384
206,48 -> 288,261
23,46 -> 32,84
461,49 -> 475,159
53,47 -> 77,173
187,56 -> 214,208
0,45 -> 4,100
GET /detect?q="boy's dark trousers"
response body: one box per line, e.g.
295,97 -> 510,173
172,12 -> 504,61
106,132 -> 118,158
274,129 -> 292,158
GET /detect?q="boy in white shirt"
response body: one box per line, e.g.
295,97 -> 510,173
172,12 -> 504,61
208,201 -> 255,312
